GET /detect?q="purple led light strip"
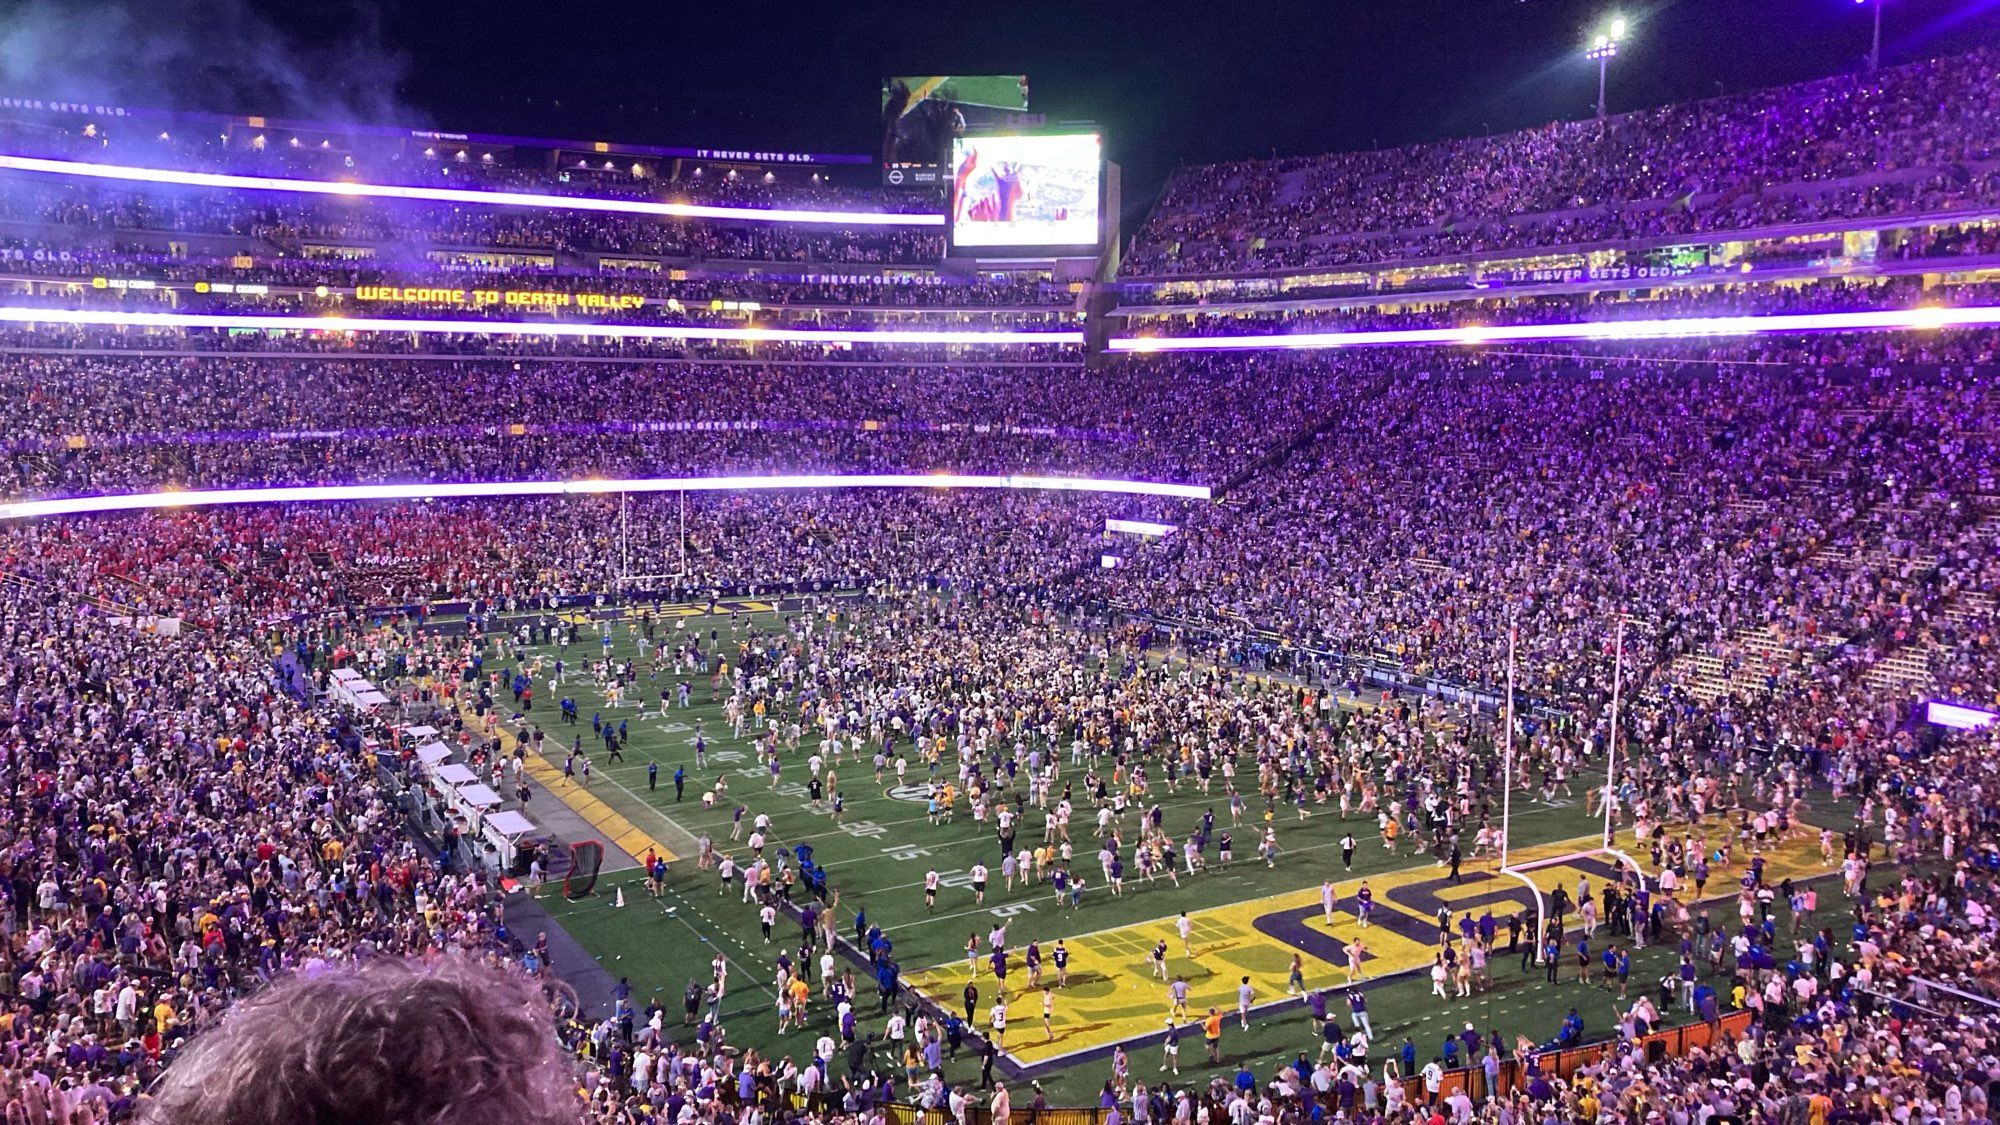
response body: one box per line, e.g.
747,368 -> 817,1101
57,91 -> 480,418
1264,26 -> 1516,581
0,154 -> 945,227
0,474 -> 1213,521
1107,305 -> 1993,352
0,306 -> 1080,346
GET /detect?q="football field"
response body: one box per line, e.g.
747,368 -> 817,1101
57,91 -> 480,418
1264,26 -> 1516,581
456,601 -> 1844,1102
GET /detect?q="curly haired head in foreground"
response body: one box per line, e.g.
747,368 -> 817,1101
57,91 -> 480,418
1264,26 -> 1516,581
139,956 -> 580,1125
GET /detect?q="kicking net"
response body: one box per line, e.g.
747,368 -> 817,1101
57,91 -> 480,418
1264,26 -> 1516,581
564,840 -> 605,899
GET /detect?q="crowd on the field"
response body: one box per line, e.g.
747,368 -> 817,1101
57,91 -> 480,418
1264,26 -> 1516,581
1124,49 -> 2000,276
292,582 -> 2000,1125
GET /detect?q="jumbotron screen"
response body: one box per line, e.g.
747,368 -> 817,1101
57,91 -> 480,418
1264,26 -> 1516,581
948,133 -> 1102,251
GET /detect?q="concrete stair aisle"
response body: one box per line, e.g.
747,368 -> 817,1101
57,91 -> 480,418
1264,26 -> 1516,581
1945,589 -> 1997,628
1662,623 -> 1839,703
1861,643 -> 1944,694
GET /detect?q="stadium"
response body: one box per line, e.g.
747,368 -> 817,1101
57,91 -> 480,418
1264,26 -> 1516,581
0,1 -> 1996,1122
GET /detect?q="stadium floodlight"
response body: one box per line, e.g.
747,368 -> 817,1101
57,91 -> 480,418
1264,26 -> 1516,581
1586,16 -> 1629,118
0,306 -> 1082,347
0,154 -> 945,227
1106,304 -> 2000,353
0,473 -> 1213,522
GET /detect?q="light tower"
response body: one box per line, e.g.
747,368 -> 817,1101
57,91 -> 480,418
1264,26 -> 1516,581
1587,16 -> 1628,120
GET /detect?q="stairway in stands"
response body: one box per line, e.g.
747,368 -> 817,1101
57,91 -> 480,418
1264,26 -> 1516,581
1858,504 -> 2000,697
1663,624 -> 1844,703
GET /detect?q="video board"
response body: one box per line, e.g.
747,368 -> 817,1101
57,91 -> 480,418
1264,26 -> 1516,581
948,132 -> 1102,252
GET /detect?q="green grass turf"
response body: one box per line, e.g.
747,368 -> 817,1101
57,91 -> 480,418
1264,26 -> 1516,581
478,608 -> 1843,1104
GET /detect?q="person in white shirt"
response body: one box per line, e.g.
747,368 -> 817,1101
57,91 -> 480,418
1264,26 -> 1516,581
1420,1059 -> 1444,1105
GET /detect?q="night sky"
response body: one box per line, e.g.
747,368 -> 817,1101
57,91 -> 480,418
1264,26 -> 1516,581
5,0 -> 1998,222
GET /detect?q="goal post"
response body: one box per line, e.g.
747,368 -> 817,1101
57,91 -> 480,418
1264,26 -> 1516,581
1497,615 -> 1653,962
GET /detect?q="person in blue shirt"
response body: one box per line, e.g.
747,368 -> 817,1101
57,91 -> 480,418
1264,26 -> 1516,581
1693,982 -> 1718,1024
1233,1065 -> 1256,1093
1441,1035 -> 1459,1068
1399,1037 -> 1417,1076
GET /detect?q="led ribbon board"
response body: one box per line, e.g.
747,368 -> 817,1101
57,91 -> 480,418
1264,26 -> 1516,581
0,474 -> 1212,521
1107,306 -> 1999,352
1925,701 -> 1998,731
1104,518 -> 1177,536
0,306 -> 1081,347
0,154 -> 945,226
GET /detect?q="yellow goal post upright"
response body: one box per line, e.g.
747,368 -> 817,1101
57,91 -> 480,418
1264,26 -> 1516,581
1496,615 -> 1653,962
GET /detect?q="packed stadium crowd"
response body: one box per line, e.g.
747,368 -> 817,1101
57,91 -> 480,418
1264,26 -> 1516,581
0,352 -> 1329,494
2,42 -> 1999,1125
0,117 -> 944,212
0,176 -> 949,266
1124,49 -> 2000,275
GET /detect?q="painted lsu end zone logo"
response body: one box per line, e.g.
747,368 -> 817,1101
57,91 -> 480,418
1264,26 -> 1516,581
904,827 -> 1836,1070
